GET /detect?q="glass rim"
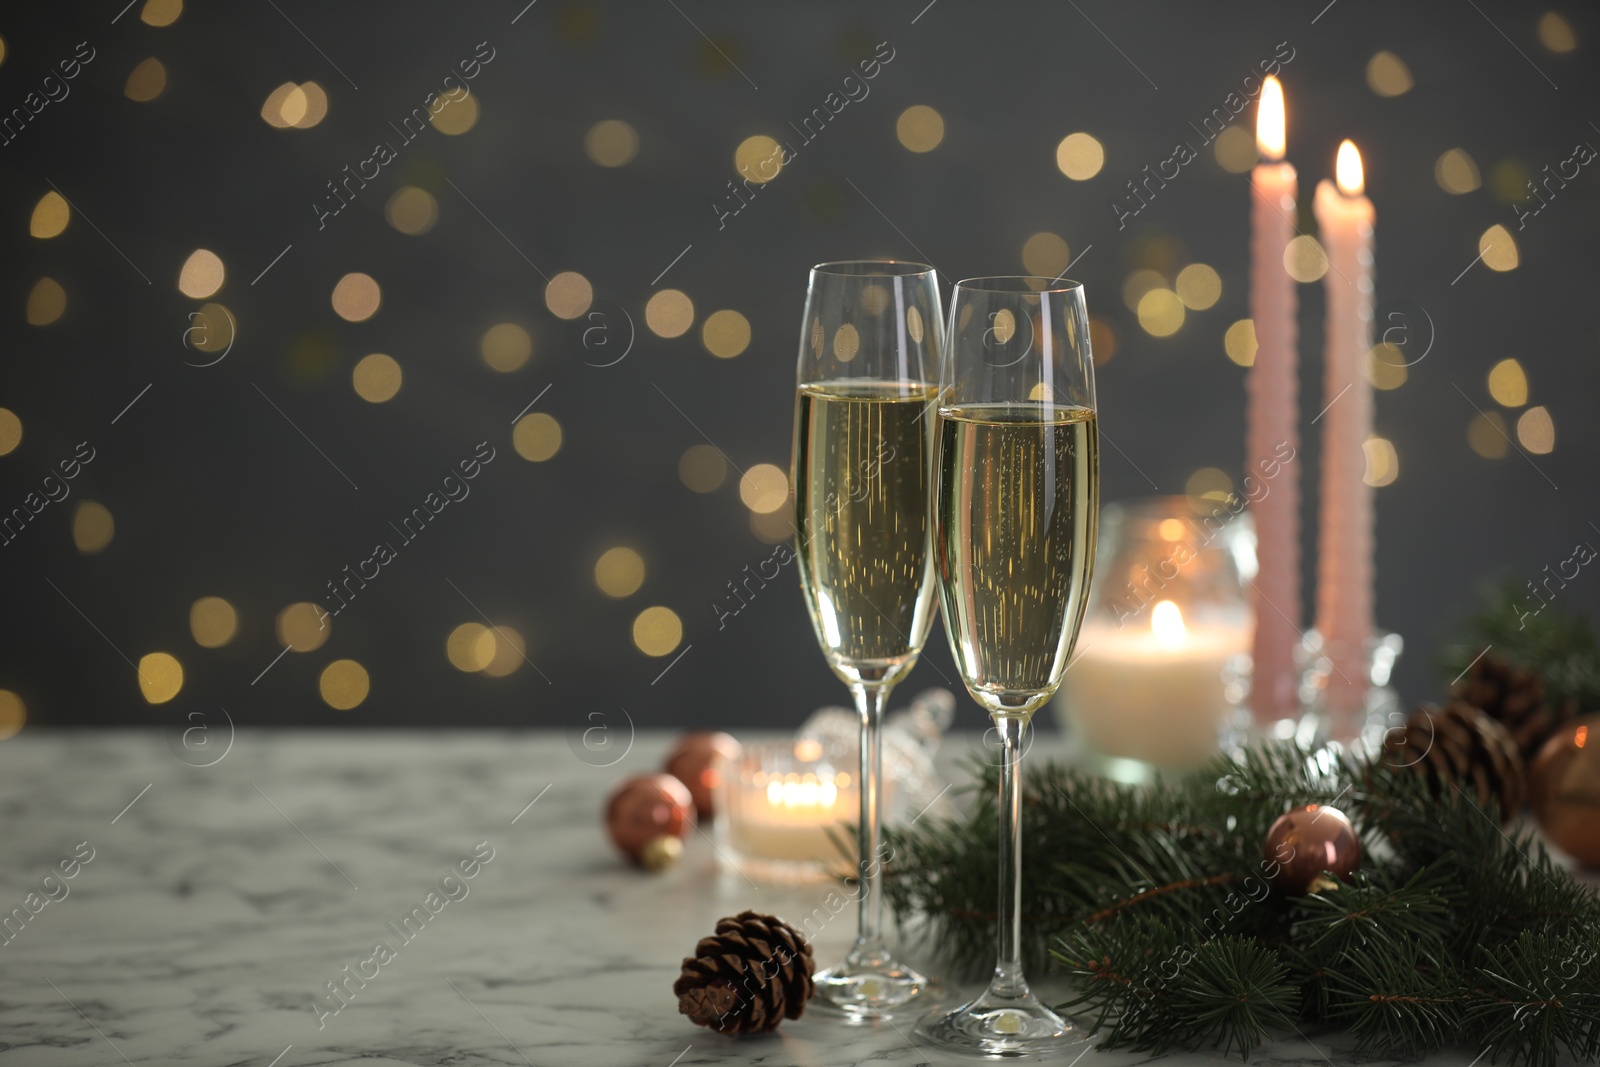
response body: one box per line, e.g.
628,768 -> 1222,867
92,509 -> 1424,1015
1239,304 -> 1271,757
810,259 -> 937,278
954,275 -> 1083,294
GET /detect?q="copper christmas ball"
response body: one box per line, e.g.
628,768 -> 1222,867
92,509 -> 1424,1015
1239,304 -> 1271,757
605,774 -> 693,865
664,731 -> 741,822
1529,714 -> 1600,868
1263,804 -> 1362,895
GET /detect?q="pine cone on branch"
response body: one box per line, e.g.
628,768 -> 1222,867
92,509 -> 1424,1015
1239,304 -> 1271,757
1452,652 -> 1578,761
675,910 -> 814,1035
1381,700 -> 1526,823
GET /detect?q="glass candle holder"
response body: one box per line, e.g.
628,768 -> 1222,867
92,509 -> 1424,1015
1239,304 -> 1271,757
715,740 -> 885,884
1052,496 -> 1254,779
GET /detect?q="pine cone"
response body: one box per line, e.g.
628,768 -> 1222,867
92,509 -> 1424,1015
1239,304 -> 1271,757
1382,700 -> 1526,822
674,911 -> 814,1035
1453,653 -> 1578,761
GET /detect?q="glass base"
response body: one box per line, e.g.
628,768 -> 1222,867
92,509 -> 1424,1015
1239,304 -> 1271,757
916,988 -> 1078,1056
812,958 -> 938,1021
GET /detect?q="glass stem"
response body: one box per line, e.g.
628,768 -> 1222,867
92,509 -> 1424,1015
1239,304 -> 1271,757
849,682 -> 891,966
992,715 -> 1029,999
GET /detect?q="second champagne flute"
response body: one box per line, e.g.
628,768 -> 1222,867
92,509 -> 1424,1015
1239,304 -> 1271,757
917,276 -> 1099,1055
792,260 -> 942,1018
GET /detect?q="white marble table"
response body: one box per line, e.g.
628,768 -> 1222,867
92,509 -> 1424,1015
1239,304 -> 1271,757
0,731 -> 1554,1066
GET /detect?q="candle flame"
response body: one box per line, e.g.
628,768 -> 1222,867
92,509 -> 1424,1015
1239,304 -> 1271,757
767,773 -> 838,810
1256,77 -> 1286,161
1151,600 -> 1187,647
1336,139 -> 1364,196
1577,724 -> 1588,749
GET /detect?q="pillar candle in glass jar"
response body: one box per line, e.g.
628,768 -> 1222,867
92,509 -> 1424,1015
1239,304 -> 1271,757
1054,497 -> 1253,776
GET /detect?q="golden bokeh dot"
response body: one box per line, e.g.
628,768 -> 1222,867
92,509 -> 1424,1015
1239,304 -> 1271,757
261,82 -> 300,128
988,308 -> 1017,344
1517,405 -> 1555,454
190,596 -> 238,648
1366,51 -> 1413,96
27,277 -> 66,325
178,248 -> 225,299
513,412 -> 562,461
1137,289 -> 1185,337
1487,358 -> 1528,407
1365,342 -> 1408,390
189,302 -> 235,353
1434,149 -> 1481,194
385,186 -> 438,235
1480,225 -> 1519,271
645,289 -> 695,338
30,192 -> 70,238
545,271 -> 593,320
331,272 -> 381,322
701,309 -> 751,358
896,105 -> 945,153
1283,235 -> 1329,283
1088,315 -> 1117,366
749,508 -> 794,544
1027,382 -> 1055,402
1185,467 -> 1235,511
481,322 -> 532,372
73,501 -> 114,554
1121,269 -> 1166,311
277,601 -> 330,652
585,119 -> 639,166
679,444 -> 728,493
447,622 -> 496,672
735,135 -> 784,183
739,463 -> 789,514
289,82 -> 328,129
125,57 -> 167,101
1490,159 -> 1529,204
0,407 -> 21,455
632,606 -> 683,657
320,659 -> 370,710
1363,436 -> 1399,487
1225,319 -> 1258,367
141,0 -> 182,27
1213,126 -> 1258,173
906,305 -> 925,344
1467,411 -> 1510,459
138,652 -> 184,704
1055,132 -> 1105,180
1022,232 -> 1071,278
1539,12 -> 1577,52
431,94 -> 479,135
0,35 -> 7,68
1176,263 -> 1222,310
860,284 -> 892,316
0,690 -> 23,741
481,626 -> 525,677
833,323 -> 860,361
595,547 -> 646,598
353,353 -> 402,403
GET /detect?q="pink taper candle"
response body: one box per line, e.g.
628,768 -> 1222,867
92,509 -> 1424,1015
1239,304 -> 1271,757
1313,140 -> 1375,736
1246,76 -> 1303,724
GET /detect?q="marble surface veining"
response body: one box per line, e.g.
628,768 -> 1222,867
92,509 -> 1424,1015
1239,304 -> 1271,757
0,730 -> 1583,1067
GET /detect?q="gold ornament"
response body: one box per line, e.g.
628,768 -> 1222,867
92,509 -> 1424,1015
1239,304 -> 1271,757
1529,714 -> 1600,868
640,834 -> 684,871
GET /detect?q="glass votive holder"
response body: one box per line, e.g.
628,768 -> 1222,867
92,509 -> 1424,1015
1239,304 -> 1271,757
1291,628 -> 1405,755
715,740 -> 877,884
1053,496 -> 1254,782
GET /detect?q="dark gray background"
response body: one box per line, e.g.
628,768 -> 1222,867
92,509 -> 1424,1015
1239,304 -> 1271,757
2,1 -> 1596,733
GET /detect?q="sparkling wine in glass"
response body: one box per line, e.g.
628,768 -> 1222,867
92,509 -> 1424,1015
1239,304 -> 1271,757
917,276 -> 1099,1055
792,260 -> 942,1019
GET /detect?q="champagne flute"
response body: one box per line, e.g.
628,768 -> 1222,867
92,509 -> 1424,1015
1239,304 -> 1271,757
916,277 -> 1099,1055
792,260 -> 942,1019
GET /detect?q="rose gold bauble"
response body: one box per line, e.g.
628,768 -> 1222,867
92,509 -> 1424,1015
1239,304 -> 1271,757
605,774 -> 693,864
1263,804 -> 1362,895
664,731 -> 742,822
1529,714 -> 1600,868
